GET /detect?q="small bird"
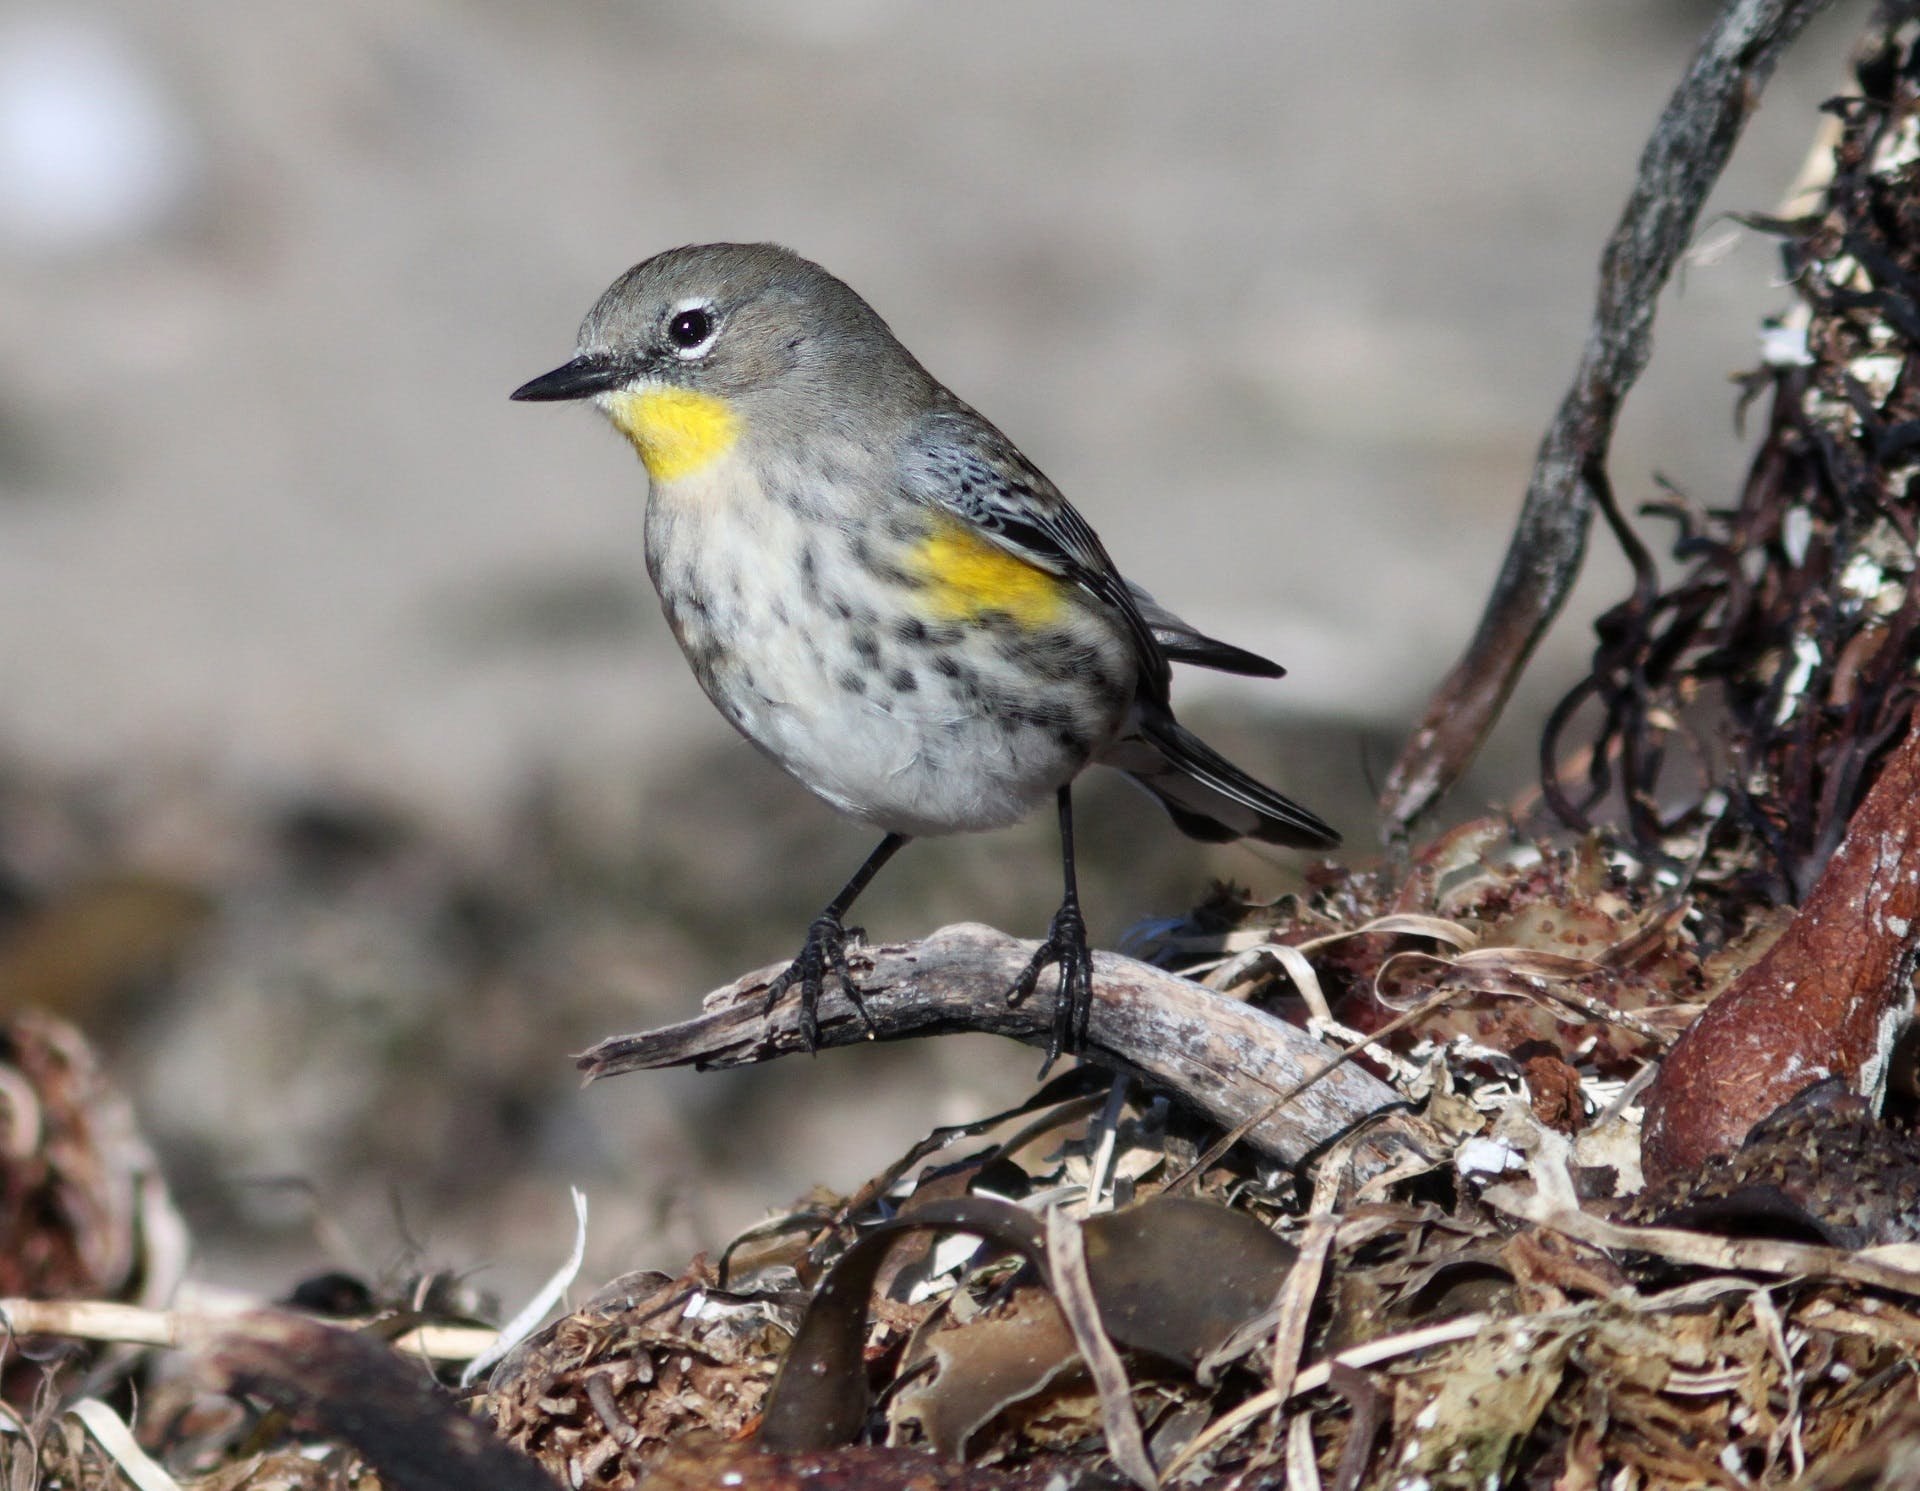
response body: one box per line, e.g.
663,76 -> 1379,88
513,243 -> 1337,1064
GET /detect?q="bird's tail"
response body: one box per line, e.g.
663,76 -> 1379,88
1101,716 -> 1339,849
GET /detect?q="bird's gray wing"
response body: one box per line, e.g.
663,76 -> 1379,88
900,403 -> 1171,697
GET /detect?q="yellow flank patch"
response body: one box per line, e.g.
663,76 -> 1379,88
601,386 -> 739,482
910,516 -> 1066,627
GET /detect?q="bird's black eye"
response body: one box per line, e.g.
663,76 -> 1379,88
668,306 -> 715,351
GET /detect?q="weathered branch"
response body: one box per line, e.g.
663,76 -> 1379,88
1380,0 -> 1837,833
577,923 -> 1416,1174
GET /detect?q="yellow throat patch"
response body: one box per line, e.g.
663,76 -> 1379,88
602,386 -> 739,482
910,516 -> 1066,627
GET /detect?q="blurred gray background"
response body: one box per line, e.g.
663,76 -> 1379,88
0,1 -> 1867,1297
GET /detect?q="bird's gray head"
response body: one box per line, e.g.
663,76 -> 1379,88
512,242 -> 921,411
511,243 -> 930,483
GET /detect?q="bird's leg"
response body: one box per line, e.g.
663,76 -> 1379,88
765,832 -> 909,1048
1008,785 -> 1096,1073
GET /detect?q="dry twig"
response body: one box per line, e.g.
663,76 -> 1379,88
577,923 -> 1415,1173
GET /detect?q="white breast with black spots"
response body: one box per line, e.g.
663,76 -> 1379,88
644,469 -> 1136,837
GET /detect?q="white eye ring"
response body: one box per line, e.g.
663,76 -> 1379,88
666,298 -> 718,359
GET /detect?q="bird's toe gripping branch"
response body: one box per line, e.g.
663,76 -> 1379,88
1008,895 -> 1095,1074
764,832 -> 908,1048
764,912 -> 877,1049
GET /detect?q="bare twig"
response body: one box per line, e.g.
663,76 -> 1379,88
0,1298 -> 496,1365
576,922 -> 1415,1173
1380,0 -> 1837,833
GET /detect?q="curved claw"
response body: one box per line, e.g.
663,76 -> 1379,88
1007,898 -> 1095,1074
764,913 -> 875,1049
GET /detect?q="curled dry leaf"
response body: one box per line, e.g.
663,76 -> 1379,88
1080,1196 -> 1298,1369
759,1194 -> 1296,1459
889,1286 -> 1082,1461
760,1198 -> 1050,1454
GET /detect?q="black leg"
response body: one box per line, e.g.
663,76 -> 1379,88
765,832 -> 909,1048
1007,786 -> 1095,1073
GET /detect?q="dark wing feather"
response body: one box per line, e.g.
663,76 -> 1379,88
899,401 -> 1171,698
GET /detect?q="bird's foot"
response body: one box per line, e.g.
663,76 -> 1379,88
764,912 -> 875,1049
1008,897 -> 1095,1076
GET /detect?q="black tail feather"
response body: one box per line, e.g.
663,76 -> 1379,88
1155,633 -> 1285,678
1102,717 -> 1339,849
1125,583 -> 1286,678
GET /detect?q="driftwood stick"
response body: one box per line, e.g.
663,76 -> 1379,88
1379,0 -> 1836,833
577,922 -> 1411,1171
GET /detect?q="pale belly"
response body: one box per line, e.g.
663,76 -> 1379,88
644,477 -> 1135,838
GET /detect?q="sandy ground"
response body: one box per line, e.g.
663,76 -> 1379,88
0,1 -> 1873,1296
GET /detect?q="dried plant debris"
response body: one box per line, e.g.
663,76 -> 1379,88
1148,825 -> 1725,1114
1291,829 -> 1708,1075
486,1260 -> 794,1485
12,14 -> 1920,1491
0,1010 -> 187,1402
1543,13 -> 1920,900
1626,1079 -> 1920,1247
8,822 -> 1920,1491
450,795 -> 1919,1488
495,1063 -> 1920,1490
638,1436 -> 1124,1491
0,776 -> 1912,1491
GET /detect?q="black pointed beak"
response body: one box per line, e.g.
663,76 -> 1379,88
510,355 -> 633,402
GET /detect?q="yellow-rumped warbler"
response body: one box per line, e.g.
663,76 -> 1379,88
513,243 -> 1337,1063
